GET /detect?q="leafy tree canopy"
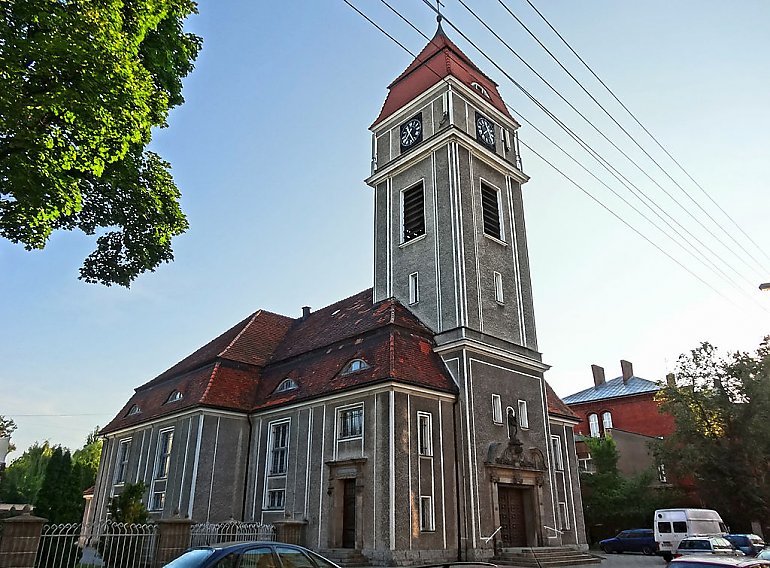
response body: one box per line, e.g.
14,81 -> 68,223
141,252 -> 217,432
108,481 -> 149,524
72,427 -> 103,492
0,415 -> 17,453
581,435 -> 679,542
36,446 -> 83,523
0,441 -> 52,504
656,339 -> 770,533
0,0 -> 202,286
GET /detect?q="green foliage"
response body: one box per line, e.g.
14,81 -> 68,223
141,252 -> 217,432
72,427 -> 103,492
0,442 -> 52,504
108,481 -> 149,524
581,435 -> 678,542
0,415 -> 17,453
656,339 -> 770,533
0,0 -> 201,286
35,446 -> 83,523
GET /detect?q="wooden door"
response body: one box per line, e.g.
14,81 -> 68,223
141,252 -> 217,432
499,486 -> 527,547
342,479 -> 356,548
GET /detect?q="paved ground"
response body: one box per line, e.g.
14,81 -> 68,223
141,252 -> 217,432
592,551 -> 669,568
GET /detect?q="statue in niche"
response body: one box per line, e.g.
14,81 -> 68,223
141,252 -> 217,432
507,407 -> 518,441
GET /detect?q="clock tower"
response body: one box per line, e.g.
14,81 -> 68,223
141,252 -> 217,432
365,26 -> 578,556
366,26 -> 537,352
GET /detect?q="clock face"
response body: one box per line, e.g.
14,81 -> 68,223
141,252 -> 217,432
476,115 -> 495,148
400,115 -> 423,150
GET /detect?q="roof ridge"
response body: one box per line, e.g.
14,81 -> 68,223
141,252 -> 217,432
201,361 -> 221,403
220,310 -> 262,357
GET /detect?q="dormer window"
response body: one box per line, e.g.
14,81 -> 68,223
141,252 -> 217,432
165,391 -> 183,404
341,359 -> 370,375
471,81 -> 490,99
276,378 -> 299,393
126,404 -> 141,416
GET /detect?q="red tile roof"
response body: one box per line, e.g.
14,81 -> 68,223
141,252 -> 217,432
545,382 -> 579,421
101,290 -> 454,434
101,287 -> 574,434
372,27 -> 512,128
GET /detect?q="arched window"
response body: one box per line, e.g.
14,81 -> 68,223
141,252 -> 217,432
276,378 -> 298,393
341,359 -> 369,375
602,411 -> 613,430
165,391 -> 183,404
588,413 -> 599,437
127,404 -> 141,417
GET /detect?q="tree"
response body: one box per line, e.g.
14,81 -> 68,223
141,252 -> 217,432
35,446 -> 82,523
0,415 -> 17,453
72,427 -> 103,493
656,339 -> 770,533
108,482 -> 149,524
0,0 -> 202,286
0,441 -> 52,504
581,435 -> 677,543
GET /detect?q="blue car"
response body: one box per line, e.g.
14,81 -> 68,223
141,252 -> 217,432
163,541 -> 341,568
600,529 -> 657,555
727,535 -> 766,556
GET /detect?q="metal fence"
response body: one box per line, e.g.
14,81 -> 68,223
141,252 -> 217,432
190,522 -> 276,547
34,520 -> 274,568
37,522 -> 157,568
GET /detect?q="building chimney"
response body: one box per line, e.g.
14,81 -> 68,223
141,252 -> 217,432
302,306 -> 311,319
591,365 -> 605,388
621,360 -> 633,384
666,373 -> 676,387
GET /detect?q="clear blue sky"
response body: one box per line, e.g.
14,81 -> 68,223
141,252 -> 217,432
2,0 -> 769,459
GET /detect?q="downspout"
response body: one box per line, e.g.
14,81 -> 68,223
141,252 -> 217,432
241,413 -> 254,520
453,397 -> 464,562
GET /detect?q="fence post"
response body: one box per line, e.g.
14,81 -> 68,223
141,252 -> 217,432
0,508 -> 47,568
154,517 -> 193,568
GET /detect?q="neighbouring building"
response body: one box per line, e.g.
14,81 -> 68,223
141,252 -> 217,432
88,24 -> 589,564
562,360 -> 674,479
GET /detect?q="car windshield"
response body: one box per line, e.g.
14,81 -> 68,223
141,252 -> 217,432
164,549 -> 215,568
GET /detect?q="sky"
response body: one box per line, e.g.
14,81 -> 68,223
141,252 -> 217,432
2,0 -> 770,460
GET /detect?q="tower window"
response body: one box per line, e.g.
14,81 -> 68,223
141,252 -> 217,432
493,271 -> 504,303
551,435 -> 564,471
402,183 -> 425,242
409,272 -> 419,304
268,421 -> 290,475
518,400 -> 528,429
481,182 -> 502,240
417,412 -> 433,456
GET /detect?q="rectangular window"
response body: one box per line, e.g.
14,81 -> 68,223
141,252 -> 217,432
492,394 -> 503,424
338,406 -> 363,440
151,491 -> 165,511
658,463 -> 668,483
493,271 -> 504,303
673,521 -> 687,533
517,400 -> 528,429
266,489 -> 285,510
588,413 -> 600,437
551,435 -> 564,471
481,182 -> 502,240
417,412 -> 433,456
419,496 -> 435,531
155,429 -> 174,479
409,272 -> 419,304
402,183 -> 425,242
658,521 -> 672,534
558,502 -> 569,530
602,411 -> 613,429
269,421 -> 290,475
114,439 -> 131,484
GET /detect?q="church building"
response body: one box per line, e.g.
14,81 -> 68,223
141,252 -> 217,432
89,26 -> 588,565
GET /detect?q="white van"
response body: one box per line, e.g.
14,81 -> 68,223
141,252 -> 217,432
654,508 -> 728,561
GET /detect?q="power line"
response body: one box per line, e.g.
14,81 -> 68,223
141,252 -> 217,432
451,0 -> 765,281
418,0 -> 763,293
520,0 -> 770,268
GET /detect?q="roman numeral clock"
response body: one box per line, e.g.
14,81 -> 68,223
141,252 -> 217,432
400,113 -> 423,152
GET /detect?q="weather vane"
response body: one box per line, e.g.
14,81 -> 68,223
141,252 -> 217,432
436,0 -> 444,23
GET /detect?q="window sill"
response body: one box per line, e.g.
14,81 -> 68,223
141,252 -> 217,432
484,234 -> 508,247
400,234 -> 427,248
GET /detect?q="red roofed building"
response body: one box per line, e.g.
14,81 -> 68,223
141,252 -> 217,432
88,24 -> 588,565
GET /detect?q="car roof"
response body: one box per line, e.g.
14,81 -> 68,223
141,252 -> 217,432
671,555 -> 770,566
194,542 -> 305,552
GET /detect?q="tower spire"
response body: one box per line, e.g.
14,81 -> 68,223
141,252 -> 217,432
436,0 -> 445,33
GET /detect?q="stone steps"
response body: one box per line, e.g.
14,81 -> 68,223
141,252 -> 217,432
494,546 -> 601,568
317,548 -> 371,567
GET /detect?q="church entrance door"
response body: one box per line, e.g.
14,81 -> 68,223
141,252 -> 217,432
499,486 -> 527,547
342,479 -> 356,548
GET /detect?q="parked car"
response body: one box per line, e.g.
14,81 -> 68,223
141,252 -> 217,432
656,508 -> 729,561
670,555 -> 770,568
600,529 -> 657,555
675,536 -> 743,558
755,548 -> 770,561
163,541 -> 341,568
727,535 -> 766,556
